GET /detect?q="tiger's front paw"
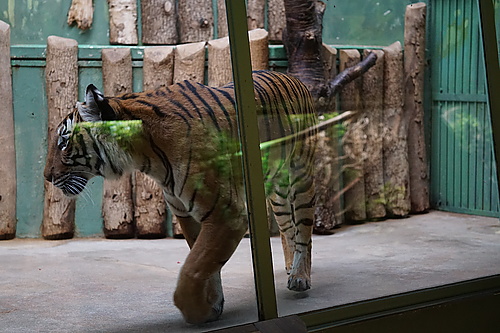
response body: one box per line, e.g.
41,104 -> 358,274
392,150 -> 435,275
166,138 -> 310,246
174,272 -> 224,324
287,274 -> 311,292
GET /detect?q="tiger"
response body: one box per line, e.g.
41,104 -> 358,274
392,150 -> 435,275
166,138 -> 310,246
44,70 -> 317,324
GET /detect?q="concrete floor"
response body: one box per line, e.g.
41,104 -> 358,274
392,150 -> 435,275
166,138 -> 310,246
1,211 -> 500,333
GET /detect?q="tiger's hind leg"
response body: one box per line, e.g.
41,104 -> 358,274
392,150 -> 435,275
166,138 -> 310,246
286,157 -> 315,292
268,193 -> 295,274
269,174 -> 313,292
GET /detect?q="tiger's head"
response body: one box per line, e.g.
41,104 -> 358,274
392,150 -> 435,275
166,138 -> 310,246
44,84 -> 135,197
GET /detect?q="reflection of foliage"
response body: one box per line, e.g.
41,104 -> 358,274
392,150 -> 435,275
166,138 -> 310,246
194,127 -> 292,197
73,120 -> 143,150
192,114 -> 348,201
441,104 -> 493,151
319,112 -> 346,137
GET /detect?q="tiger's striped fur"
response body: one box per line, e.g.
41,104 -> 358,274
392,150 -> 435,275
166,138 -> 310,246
44,70 -> 317,324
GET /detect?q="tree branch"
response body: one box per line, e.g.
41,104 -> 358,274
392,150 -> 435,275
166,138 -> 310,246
327,51 -> 378,96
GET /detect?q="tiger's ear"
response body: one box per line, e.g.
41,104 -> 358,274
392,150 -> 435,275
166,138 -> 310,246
77,84 -> 116,122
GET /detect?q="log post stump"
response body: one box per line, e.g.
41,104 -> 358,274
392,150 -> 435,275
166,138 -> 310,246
208,29 -> 269,87
141,0 -> 178,44
383,41 -> 411,217
174,42 -> 206,84
340,49 -> 366,223
404,2 -> 429,213
247,0 -> 265,30
42,36 -> 78,240
268,0 -> 285,41
171,42 -> 206,237
314,44 -> 343,233
216,0 -> 228,38
362,49 -> 386,220
208,36 -> 231,87
249,29 -> 269,70
0,21 -> 16,240
178,0 -> 213,43
101,48 -> 135,238
134,46 -> 174,238
108,0 -> 138,45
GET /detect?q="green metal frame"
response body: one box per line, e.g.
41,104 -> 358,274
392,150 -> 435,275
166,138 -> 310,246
224,0 -> 278,322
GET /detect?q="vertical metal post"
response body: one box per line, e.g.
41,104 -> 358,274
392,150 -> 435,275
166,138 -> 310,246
225,0 -> 278,321
477,0 -> 500,209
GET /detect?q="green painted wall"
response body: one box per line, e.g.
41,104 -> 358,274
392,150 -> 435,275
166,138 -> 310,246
2,0 -> 424,47
1,0 -> 110,45
429,0 -> 499,217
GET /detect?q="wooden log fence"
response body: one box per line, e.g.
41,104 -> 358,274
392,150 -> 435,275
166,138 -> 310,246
101,48 -> 135,238
340,49 -> 367,223
135,46 -> 174,238
362,49 -> 386,220
0,21 -> 16,240
314,44 -> 343,233
108,0 -> 138,45
42,36 -> 78,240
383,42 -> 411,217
0,1 -> 429,239
141,0 -> 177,44
404,2 -> 430,213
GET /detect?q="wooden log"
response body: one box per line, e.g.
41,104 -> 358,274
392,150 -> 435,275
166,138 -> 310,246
339,49 -> 366,223
216,0 -> 228,38
0,21 -> 16,240
217,1 -> 265,37
108,0 -> 138,45
173,42 -> 206,84
101,48 -> 135,238
362,49 -> 386,220
143,46 -> 174,88
67,0 -> 93,30
314,44 -> 343,233
134,46 -> 174,239
383,41 -> 411,217
247,0 -> 265,30
171,42 -> 205,237
208,36 -> 231,87
208,29 -> 269,87
178,0 -> 213,43
249,29 -> 269,70
268,0 -> 285,41
42,36 -> 78,240
404,2 -> 429,213
141,0 -> 178,44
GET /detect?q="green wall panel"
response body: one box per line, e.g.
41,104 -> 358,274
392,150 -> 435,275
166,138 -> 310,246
322,0 -> 426,46
0,0 -> 110,45
12,65 -> 47,237
429,0 -> 499,217
74,66 -> 105,237
1,0 -> 425,48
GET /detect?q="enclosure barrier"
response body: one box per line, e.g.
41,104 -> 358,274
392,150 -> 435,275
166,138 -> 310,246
0,3 -> 430,239
0,21 -> 16,240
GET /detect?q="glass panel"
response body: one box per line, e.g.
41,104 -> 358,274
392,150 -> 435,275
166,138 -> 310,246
270,0 -> 500,318
3,0 -> 500,331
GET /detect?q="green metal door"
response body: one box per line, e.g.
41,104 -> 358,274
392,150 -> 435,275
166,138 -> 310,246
429,0 -> 499,217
